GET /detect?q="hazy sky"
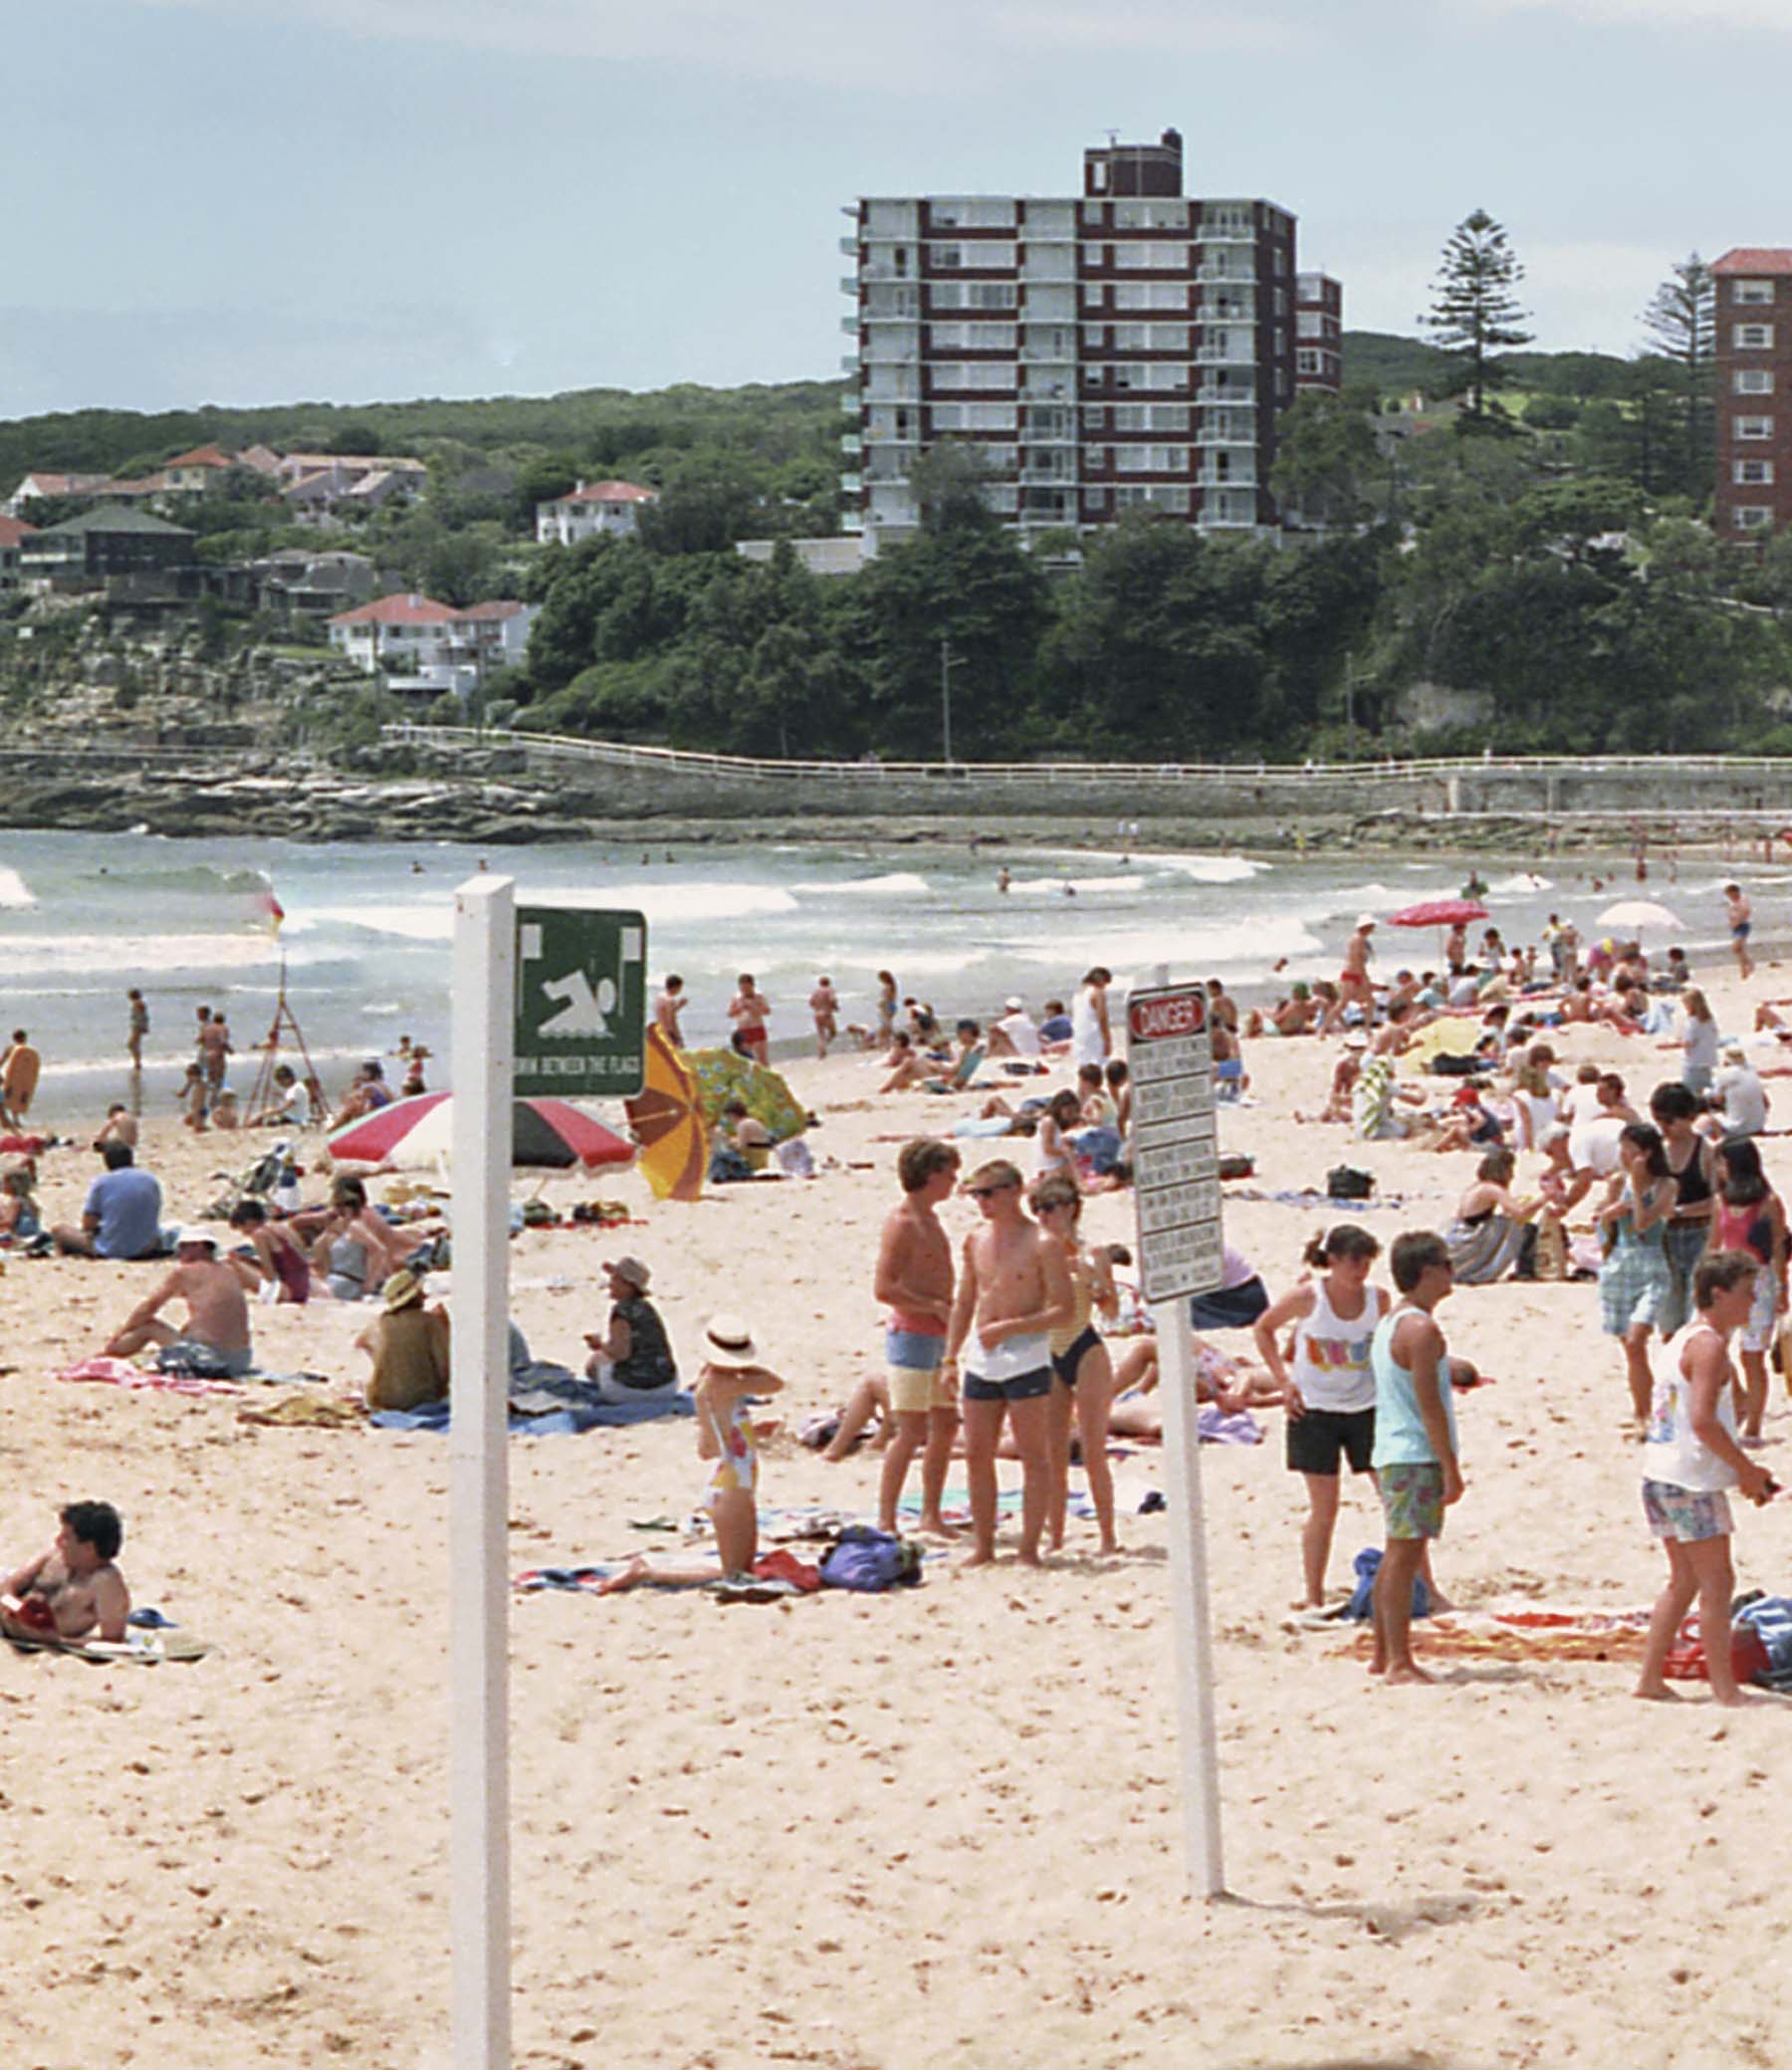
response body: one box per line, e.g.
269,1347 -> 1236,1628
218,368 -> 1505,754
5,0 -> 1789,416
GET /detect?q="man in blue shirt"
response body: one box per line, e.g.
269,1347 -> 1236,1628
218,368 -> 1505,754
51,1142 -> 164,1261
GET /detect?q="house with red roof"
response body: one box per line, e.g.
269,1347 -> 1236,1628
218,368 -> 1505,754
0,515 -> 37,593
327,591 -> 537,698
160,444 -> 239,494
2,471 -> 113,519
536,478 -> 657,547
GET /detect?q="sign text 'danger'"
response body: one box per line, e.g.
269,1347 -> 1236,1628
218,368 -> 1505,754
1128,990 -> 1207,1041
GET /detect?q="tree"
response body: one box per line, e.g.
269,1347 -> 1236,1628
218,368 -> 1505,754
1420,210 -> 1534,432
1270,386 -> 1380,528
1640,253 -> 1715,501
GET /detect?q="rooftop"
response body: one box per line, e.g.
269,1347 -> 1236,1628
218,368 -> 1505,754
329,591 -> 459,627
1713,248 -> 1792,276
553,479 -> 656,506
33,505 -> 193,538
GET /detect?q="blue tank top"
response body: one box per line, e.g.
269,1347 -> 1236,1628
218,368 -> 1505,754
1370,1305 -> 1459,1470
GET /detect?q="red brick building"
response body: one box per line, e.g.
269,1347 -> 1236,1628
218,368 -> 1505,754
1712,248 -> 1792,540
839,130 -> 1340,550
1294,272 -> 1344,391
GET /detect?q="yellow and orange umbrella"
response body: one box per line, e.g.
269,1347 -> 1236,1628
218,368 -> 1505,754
623,1024 -> 708,1202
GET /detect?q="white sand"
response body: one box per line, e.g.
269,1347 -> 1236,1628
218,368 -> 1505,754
3,954 -> 1790,2067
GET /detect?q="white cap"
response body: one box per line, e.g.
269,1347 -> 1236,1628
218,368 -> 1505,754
1004,996 -> 1024,1012
1355,913 -> 1377,929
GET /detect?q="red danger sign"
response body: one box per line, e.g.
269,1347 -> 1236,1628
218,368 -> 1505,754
1128,990 -> 1207,1041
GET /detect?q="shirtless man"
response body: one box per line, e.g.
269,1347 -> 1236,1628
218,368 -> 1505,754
125,988 -> 148,1069
874,1139 -> 961,1536
92,1102 -> 138,1152
809,976 -> 841,1059
1328,917 -> 1376,1033
1724,883 -> 1754,982
728,974 -> 771,1066
104,1226 -> 254,1376
0,1502 -> 128,1646
944,1158 -> 1072,1566
654,976 -> 686,1048
0,1030 -> 41,1129
197,1006 -> 232,1092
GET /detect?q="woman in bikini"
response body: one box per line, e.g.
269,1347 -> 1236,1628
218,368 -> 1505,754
1030,1175 -> 1119,1556
1707,1136 -> 1787,1443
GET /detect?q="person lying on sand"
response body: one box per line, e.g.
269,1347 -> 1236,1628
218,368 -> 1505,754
0,1501 -> 129,1646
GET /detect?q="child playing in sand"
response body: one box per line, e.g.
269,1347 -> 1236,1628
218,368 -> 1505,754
601,1316 -> 784,1592
0,1501 -> 129,1645
1369,1232 -> 1463,1685
1636,1251 -> 1776,1707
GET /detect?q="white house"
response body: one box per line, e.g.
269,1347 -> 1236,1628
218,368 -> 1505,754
327,591 -> 538,699
535,478 -> 656,547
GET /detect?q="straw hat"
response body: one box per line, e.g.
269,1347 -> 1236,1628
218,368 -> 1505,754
702,1314 -> 763,1369
383,1268 -> 425,1312
602,1255 -> 651,1291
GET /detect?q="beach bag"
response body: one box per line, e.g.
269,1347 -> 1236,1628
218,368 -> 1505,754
1326,1165 -> 1375,1202
1664,1614 -> 1771,1686
819,1525 -> 923,1593
1345,1547 -> 1430,1624
1428,1053 -> 1481,1077
1218,1153 -> 1255,1181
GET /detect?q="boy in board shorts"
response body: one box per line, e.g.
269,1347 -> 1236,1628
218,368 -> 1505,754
1369,1232 -> 1462,1684
874,1139 -> 961,1536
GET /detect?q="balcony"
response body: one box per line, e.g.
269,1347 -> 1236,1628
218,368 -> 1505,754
1020,466 -> 1077,485
1195,346 -> 1253,365
862,339 -> 922,364
840,392 -> 861,413
840,316 -> 859,336
1194,382 -> 1255,407
1199,222 -> 1255,243
840,353 -> 860,373
1198,264 -> 1255,285
1196,469 -> 1256,490
1197,297 -> 1254,324
839,473 -> 863,494
1197,418 -> 1257,446
861,261 -> 915,283
838,235 -> 859,256
840,514 -> 865,534
840,433 -> 862,455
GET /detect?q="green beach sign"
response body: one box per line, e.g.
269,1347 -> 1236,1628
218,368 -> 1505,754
513,905 -> 647,1098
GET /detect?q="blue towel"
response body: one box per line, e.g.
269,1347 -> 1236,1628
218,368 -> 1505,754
370,1389 -> 696,1435
1345,1545 -> 1432,1623
1736,1595 -> 1792,1670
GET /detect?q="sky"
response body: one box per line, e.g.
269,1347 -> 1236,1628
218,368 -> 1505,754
5,0 -> 1792,417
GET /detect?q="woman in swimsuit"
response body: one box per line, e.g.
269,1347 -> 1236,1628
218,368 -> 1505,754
1030,1177 -> 1119,1556
1596,1123 -> 1674,1432
1708,1135 -> 1787,1442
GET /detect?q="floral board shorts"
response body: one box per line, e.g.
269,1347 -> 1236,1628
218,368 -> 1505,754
1379,1461 -> 1447,1541
1642,1479 -> 1733,1543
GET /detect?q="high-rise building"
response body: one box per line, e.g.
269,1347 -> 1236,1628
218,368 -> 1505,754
838,129 -> 1339,551
1712,248 -> 1792,541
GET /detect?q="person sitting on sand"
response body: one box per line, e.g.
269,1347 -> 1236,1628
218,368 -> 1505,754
0,1502 -> 128,1646
1445,1148 -> 1560,1284
226,1198 -> 312,1304
583,1256 -> 680,1403
51,1140 -> 164,1261
879,1032 -> 928,1093
246,1063 -> 308,1128
355,1267 -> 451,1412
330,1061 -> 393,1132
600,1315 -> 785,1592
1270,982 -> 1319,1036
105,1226 -> 253,1377
709,1098 -> 772,1180
308,1175 -> 416,1299
92,1103 -> 137,1153
0,1168 -> 40,1246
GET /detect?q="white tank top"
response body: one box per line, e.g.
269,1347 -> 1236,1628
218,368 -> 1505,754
1290,1277 -> 1386,1415
1643,1320 -> 1739,1493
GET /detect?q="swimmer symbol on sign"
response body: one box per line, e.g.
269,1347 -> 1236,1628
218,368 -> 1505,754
537,969 -> 617,1037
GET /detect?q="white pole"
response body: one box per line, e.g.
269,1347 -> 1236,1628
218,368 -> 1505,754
1144,960 -> 1226,1900
450,874 -> 515,2067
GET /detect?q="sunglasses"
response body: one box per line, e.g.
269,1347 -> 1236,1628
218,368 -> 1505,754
967,1182 -> 1017,1200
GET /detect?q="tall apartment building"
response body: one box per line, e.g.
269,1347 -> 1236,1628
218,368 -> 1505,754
838,129 -> 1339,550
1713,248 -> 1792,540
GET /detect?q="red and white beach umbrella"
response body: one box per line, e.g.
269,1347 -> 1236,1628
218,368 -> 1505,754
327,1092 -> 632,1170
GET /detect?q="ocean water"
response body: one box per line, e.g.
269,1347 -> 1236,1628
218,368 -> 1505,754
0,829 -> 1764,1122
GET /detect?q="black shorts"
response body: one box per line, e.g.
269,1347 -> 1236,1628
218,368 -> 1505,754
963,1366 -> 1053,1404
1052,1325 -> 1101,1388
1285,1405 -> 1376,1478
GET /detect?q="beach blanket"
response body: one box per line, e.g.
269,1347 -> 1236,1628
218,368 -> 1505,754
4,1624 -> 210,1664
1198,1404 -> 1263,1444
514,1549 -> 822,1597
238,1395 -> 365,1429
56,1356 -> 243,1399
1340,1609 -> 1651,1664
372,1387 -> 696,1435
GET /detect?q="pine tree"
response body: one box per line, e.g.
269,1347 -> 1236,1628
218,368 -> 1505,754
1639,253 -> 1715,500
1421,209 -> 1534,433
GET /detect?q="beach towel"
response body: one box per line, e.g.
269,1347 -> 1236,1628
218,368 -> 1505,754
4,1624 -> 210,1665
372,1388 -> 695,1435
238,1395 -> 365,1429
56,1356 -> 243,1399
1197,1404 -> 1263,1445
1340,1605 -> 1653,1663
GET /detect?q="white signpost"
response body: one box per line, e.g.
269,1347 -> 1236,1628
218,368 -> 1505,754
451,875 -> 516,2069
1126,973 -> 1227,1900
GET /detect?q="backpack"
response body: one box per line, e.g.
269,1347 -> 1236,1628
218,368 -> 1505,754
819,1525 -> 924,1593
1326,1165 -> 1375,1202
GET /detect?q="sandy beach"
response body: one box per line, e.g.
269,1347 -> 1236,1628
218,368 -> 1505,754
5,947 -> 1792,2069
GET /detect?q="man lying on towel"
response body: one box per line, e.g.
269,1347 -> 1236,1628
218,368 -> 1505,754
103,1226 -> 253,1377
0,1501 -> 129,1645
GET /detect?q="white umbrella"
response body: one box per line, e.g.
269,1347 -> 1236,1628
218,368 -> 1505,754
1596,899 -> 1683,935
